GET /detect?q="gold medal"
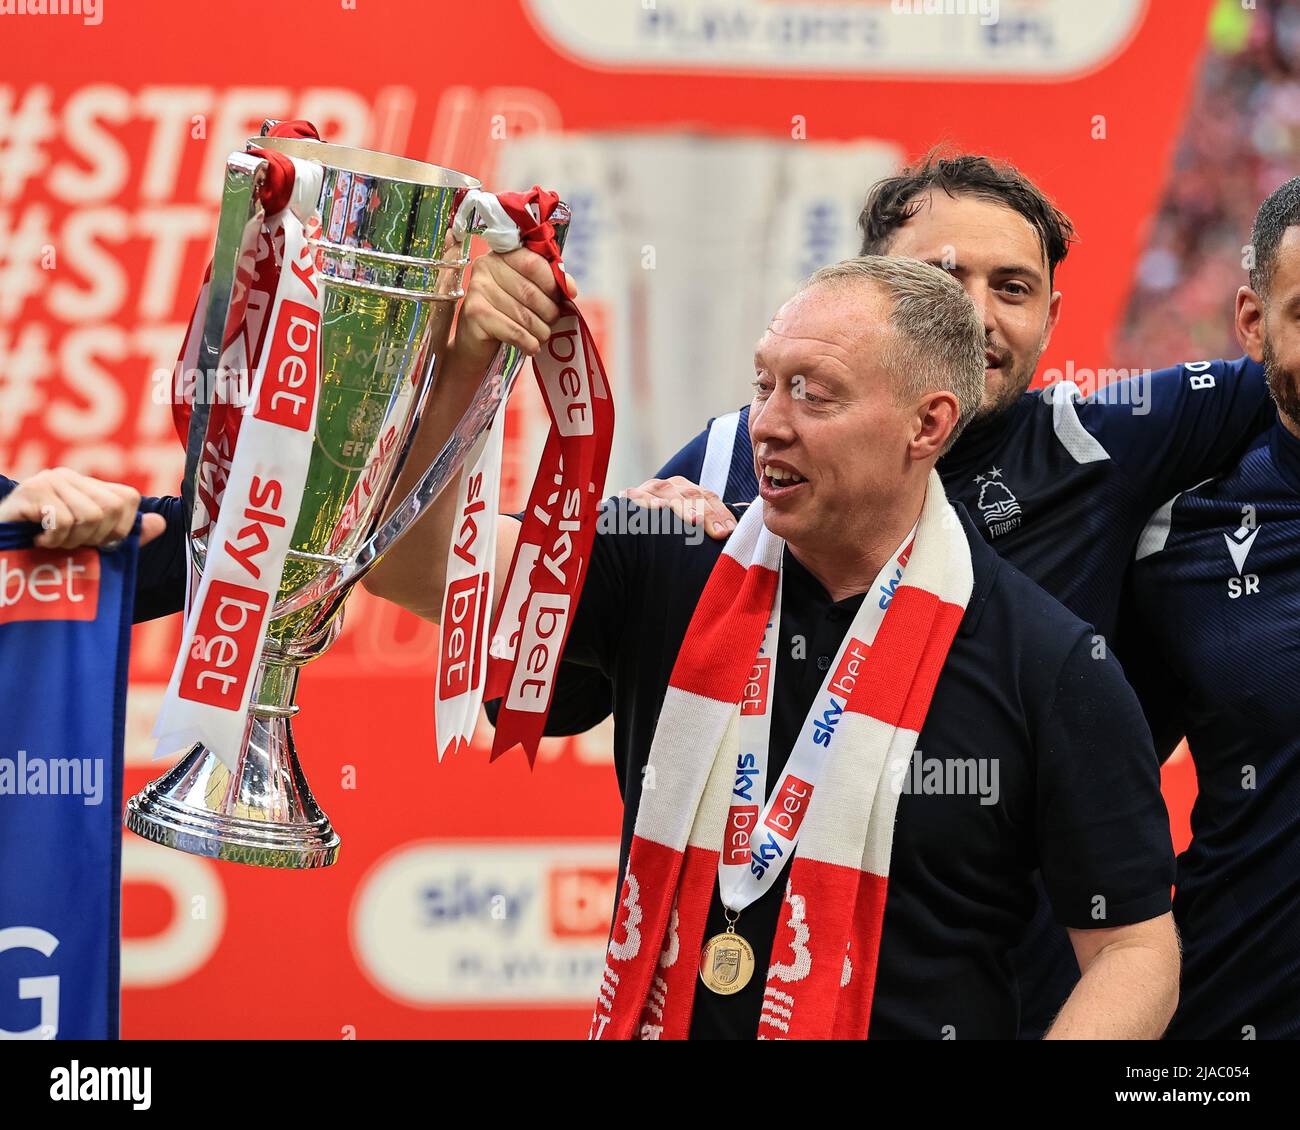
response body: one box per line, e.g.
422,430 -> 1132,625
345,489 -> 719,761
699,910 -> 755,995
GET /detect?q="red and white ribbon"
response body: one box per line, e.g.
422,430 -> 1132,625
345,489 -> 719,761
435,400 -> 506,760
435,187 -> 615,764
154,147 -> 324,769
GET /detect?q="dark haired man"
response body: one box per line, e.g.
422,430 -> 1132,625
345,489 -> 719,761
504,151 -> 1276,1038
1130,177 -> 1300,1039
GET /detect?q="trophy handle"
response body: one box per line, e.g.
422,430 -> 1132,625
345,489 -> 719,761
180,150 -> 268,549
268,202 -> 570,620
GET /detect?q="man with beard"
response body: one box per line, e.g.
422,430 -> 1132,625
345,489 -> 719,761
488,152 -> 1277,1038
1130,178 -> 1300,1039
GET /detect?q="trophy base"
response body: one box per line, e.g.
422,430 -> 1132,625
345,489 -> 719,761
125,747 -> 340,869
125,664 -> 340,869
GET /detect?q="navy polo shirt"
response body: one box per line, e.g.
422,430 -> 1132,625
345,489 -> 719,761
1130,416 -> 1300,1040
0,475 -> 187,624
514,496 -> 1174,1039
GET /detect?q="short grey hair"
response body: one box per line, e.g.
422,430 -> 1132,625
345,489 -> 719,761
803,255 -> 985,448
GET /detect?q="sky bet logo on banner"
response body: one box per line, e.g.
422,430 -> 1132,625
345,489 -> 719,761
351,842 -> 618,1005
0,518 -> 139,1039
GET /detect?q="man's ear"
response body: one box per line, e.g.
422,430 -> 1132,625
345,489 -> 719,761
912,390 -> 961,462
1041,289 -> 1063,353
1236,285 -> 1265,362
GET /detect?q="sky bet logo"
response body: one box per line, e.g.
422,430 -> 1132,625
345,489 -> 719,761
728,750 -> 762,866
740,657 -> 771,715
725,804 -> 758,866
738,776 -> 816,879
421,871 -> 533,934
749,827 -> 785,880
439,573 -> 488,699
254,298 -> 320,430
877,564 -> 904,610
813,638 -> 869,745
764,775 -> 813,839
0,548 -> 99,625
177,580 -> 268,707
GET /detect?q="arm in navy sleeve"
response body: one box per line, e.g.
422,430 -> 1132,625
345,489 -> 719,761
1036,630 -> 1176,930
2,475 -> 187,624
1084,356 -> 1273,509
132,491 -> 187,623
657,407 -> 759,503
1113,578 -> 1189,764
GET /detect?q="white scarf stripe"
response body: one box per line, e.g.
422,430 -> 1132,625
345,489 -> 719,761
632,685 -> 740,849
687,711 -> 737,850
720,502 -> 774,568
793,712 -> 910,867
861,722 -> 924,877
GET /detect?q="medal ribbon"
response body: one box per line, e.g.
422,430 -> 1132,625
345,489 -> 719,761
718,527 -> 916,918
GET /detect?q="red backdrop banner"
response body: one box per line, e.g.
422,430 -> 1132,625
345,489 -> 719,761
0,0 -> 1207,1037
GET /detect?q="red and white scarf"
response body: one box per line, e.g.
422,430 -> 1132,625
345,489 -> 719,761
589,471 -> 972,1040
436,187 -> 614,764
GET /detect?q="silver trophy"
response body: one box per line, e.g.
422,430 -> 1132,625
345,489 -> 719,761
124,127 -> 565,868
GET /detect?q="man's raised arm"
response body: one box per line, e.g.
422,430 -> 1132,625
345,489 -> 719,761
361,248 -> 572,622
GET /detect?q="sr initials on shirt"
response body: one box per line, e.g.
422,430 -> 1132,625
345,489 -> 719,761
1228,575 -> 1260,598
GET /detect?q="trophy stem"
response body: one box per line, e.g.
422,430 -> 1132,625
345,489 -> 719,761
124,658 -> 341,869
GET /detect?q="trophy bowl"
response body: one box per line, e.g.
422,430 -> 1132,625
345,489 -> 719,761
125,131 -> 562,868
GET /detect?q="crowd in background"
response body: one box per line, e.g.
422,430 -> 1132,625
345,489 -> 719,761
1113,0 -> 1300,365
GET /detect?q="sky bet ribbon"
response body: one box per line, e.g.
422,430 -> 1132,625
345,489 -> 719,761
0,516 -> 139,1039
438,187 -> 614,765
153,130 -> 325,770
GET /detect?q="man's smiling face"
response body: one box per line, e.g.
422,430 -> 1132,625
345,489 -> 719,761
749,280 -> 923,549
882,189 -> 1061,422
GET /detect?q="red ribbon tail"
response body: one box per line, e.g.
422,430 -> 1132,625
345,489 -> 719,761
489,725 -> 541,768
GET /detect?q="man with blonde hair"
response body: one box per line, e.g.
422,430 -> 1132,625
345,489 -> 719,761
364,252 -> 1179,1040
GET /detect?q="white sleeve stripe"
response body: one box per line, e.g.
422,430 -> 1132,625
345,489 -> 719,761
1135,476 -> 1216,560
1135,495 -> 1179,560
1043,381 -> 1111,465
699,409 -> 742,496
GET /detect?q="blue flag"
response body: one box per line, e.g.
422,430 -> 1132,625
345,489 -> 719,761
0,518 -> 138,1040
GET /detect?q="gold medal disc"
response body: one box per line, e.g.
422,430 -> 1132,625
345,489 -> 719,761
699,931 -> 756,995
